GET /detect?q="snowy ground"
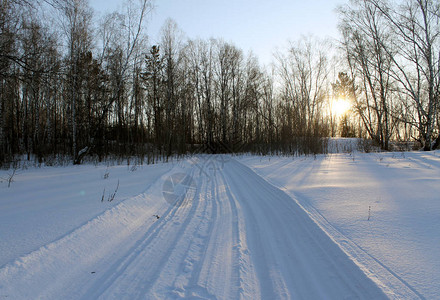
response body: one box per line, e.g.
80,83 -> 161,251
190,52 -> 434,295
0,151 -> 438,299
0,161 -> 173,267
240,151 -> 440,299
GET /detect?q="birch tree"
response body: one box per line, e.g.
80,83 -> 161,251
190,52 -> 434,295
369,0 -> 440,150
339,0 -> 396,150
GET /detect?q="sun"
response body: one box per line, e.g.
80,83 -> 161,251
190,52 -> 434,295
332,98 -> 351,117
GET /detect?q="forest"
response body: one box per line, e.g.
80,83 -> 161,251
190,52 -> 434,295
1,0 -> 439,166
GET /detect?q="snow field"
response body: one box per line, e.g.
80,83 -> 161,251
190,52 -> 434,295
1,151 -> 438,299
240,150 -> 440,299
0,162 -> 172,267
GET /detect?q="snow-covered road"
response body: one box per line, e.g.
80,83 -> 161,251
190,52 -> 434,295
0,158 -> 387,299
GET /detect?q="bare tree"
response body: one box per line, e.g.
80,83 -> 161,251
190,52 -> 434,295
58,0 -> 93,163
199,39 -> 216,149
0,0 -> 22,163
143,45 -> 164,153
276,36 -> 330,153
368,0 -> 440,150
339,0 -> 396,150
76,0 -> 152,163
160,19 -> 183,157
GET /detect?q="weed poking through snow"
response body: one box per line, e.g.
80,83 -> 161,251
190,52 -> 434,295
1,168 -> 17,188
108,180 -> 119,202
101,180 -> 120,202
103,167 -> 110,179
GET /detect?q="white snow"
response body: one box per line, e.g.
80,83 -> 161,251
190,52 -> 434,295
240,150 -> 440,299
0,150 -> 438,299
0,162 -> 172,267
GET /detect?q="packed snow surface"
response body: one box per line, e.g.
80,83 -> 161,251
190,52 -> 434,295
240,151 -> 440,299
1,151 -> 438,299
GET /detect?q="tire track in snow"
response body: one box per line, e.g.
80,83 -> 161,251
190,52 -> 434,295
82,172 -> 200,299
222,159 -> 389,299
224,161 -> 302,299
115,160 -> 257,299
92,169 -> 207,299
145,167 -> 220,299
144,161 -> 243,299
93,162 -> 236,299
188,167 -> 239,299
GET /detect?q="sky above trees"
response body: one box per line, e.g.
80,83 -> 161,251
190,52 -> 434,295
90,0 -> 346,66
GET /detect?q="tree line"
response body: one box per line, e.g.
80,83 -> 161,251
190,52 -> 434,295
1,0 -> 439,166
339,0 -> 440,151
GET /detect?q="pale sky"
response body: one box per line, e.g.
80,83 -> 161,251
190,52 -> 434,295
90,0 -> 347,65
